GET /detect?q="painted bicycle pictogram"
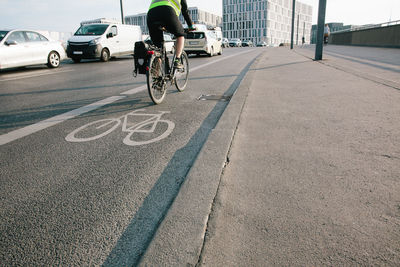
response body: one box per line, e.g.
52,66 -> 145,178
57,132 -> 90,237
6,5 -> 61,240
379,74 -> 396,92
65,109 -> 174,146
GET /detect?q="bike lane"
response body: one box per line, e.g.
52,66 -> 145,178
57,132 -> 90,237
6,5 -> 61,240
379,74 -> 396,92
0,48 -> 262,265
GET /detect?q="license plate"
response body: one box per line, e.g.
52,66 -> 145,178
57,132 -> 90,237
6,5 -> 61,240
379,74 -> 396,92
189,41 -> 198,45
73,51 -> 83,55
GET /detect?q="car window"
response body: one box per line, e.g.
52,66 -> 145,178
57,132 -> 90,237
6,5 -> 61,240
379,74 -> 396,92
39,34 -> 49,41
75,24 -> 109,36
109,26 -> 117,36
186,32 -> 205,39
25,31 -> 45,42
6,31 -> 26,43
0,31 -> 9,42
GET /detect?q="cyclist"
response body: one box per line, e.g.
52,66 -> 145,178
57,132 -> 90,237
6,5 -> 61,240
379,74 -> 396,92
147,0 -> 195,69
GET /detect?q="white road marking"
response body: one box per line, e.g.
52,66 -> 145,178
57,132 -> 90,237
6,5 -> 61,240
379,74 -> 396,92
0,49 -> 257,145
0,69 -> 74,82
120,85 -> 146,95
65,109 -> 175,146
0,96 -> 126,145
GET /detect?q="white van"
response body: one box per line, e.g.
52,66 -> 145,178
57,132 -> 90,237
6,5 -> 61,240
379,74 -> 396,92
67,23 -> 141,63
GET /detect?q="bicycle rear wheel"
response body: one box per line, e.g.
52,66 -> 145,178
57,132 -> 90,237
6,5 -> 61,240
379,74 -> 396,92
147,55 -> 167,104
174,51 -> 189,92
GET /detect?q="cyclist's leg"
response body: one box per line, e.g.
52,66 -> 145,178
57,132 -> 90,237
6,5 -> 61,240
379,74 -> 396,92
175,37 -> 184,59
147,7 -> 164,49
162,7 -> 186,59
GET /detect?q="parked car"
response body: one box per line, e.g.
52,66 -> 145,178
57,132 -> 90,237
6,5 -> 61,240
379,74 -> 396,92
144,33 -> 175,54
184,29 -> 222,57
242,40 -> 253,47
67,22 -> 141,63
222,38 -> 229,48
256,41 -> 267,47
0,29 -> 66,70
229,38 -> 242,47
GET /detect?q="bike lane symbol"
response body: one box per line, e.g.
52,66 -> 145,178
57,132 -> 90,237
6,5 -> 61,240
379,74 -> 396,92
65,109 -> 175,146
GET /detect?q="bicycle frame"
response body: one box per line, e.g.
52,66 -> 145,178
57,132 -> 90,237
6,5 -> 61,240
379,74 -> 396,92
147,43 -> 177,83
145,30 -> 190,104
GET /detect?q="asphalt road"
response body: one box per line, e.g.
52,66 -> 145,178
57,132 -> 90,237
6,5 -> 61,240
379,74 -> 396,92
0,47 -> 262,266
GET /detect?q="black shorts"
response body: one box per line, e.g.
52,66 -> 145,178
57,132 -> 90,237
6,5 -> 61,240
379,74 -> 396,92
147,5 -> 185,48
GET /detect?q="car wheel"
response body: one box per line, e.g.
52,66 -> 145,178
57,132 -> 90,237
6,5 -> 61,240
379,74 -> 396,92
218,47 -> 222,55
208,47 -> 214,57
100,48 -> 110,62
47,51 -> 60,68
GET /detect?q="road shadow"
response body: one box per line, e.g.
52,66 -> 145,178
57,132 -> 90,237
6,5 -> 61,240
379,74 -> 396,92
101,56 -> 258,266
0,82 -> 145,97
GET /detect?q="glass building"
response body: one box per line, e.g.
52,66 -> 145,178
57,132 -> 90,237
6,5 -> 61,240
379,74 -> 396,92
223,0 -> 313,45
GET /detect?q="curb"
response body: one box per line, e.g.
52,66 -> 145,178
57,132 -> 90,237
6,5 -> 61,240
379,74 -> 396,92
138,52 -> 263,266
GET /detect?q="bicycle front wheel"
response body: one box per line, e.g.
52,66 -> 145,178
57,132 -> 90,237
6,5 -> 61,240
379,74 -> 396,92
174,51 -> 189,92
147,55 -> 167,104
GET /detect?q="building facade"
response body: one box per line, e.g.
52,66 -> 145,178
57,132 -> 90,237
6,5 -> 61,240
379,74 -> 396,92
223,0 -> 312,45
125,7 -> 222,35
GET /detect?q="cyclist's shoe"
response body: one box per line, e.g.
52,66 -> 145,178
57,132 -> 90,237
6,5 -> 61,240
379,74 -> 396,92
174,58 -> 184,70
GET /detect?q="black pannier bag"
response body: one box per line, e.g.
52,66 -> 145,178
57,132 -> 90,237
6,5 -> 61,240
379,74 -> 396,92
133,41 -> 150,76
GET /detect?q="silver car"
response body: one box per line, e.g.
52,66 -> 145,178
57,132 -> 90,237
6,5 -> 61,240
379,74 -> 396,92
0,29 -> 66,70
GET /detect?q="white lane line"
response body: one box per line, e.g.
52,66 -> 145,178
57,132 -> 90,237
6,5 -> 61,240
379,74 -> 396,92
0,69 -> 74,82
0,96 -> 126,145
0,49 -> 256,145
120,49 -> 255,95
120,85 -> 147,95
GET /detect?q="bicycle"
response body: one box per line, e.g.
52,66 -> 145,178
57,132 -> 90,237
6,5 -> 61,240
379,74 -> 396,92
146,24 -> 191,104
65,109 -> 175,146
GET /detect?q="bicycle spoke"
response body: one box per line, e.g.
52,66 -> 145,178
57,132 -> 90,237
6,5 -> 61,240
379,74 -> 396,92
147,55 -> 167,104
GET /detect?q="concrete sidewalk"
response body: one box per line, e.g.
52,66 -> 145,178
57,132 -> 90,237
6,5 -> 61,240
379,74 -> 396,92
140,47 -> 400,266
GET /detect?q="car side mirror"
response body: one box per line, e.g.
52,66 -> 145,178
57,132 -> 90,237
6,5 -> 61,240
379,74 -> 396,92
107,32 -> 114,38
5,40 -> 18,46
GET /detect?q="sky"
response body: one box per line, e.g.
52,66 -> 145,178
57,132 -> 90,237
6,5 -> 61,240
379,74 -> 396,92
1,0 -> 399,33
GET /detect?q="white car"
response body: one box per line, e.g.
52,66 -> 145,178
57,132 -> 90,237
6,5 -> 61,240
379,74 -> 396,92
0,29 -> 66,70
184,30 -> 222,57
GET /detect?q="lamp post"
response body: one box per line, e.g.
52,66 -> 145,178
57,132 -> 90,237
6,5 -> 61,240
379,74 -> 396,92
296,13 -> 299,45
120,0 -> 125,24
290,0 -> 296,49
315,0 -> 327,60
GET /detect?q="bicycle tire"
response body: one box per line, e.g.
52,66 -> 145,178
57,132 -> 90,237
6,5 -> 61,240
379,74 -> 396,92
123,119 -> 175,146
174,51 -> 189,92
147,55 -> 167,104
65,118 -> 120,142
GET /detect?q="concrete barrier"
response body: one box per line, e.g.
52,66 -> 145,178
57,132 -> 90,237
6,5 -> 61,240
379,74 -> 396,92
330,24 -> 400,48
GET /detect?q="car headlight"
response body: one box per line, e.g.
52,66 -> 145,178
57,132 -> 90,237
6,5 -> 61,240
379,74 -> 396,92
89,38 -> 101,45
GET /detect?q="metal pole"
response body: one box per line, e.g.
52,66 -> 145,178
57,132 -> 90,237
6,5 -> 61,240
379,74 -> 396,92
120,0 -> 125,24
315,0 -> 327,60
296,14 -> 299,45
290,0 -> 296,49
